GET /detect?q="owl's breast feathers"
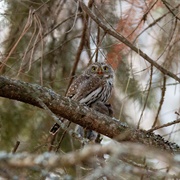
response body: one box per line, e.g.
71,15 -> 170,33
69,75 -> 112,105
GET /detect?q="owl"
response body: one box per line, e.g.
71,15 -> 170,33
50,62 -> 114,135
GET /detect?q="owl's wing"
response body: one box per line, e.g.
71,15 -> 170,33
72,75 -> 104,105
66,74 -> 91,98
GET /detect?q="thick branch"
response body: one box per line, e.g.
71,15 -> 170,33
79,1 -> 180,83
0,76 -> 179,152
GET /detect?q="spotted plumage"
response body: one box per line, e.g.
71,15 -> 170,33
50,62 -> 114,135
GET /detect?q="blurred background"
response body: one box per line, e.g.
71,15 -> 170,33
0,0 -> 180,178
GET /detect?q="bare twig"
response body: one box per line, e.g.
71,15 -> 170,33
79,1 -> 180,83
138,65 -> 153,128
127,0 -> 158,39
134,3 -> 180,43
0,9 -> 33,72
12,141 -> 20,154
66,0 -> 94,93
161,0 -> 180,21
152,75 -> 166,128
95,25 -> 100,62
55,121 -> 71,152
147,118 -> 180,133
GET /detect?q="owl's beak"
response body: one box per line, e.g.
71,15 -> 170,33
97,68 -> 103,75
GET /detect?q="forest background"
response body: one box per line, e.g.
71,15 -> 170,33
0,0 -> 180,179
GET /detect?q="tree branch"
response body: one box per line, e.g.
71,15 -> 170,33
79,1 -> 180,83
0,76 -> 179,152
0,143 -> 178,169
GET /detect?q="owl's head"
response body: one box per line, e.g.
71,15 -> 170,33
85,62 -> 114,79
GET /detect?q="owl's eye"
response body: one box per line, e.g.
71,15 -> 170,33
103,66 -> 109,71
91,66 -> 97,72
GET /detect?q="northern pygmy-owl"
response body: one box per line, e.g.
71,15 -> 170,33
50,62 -> 114,136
